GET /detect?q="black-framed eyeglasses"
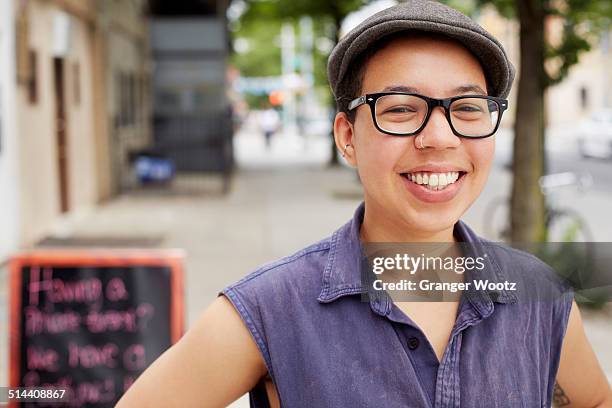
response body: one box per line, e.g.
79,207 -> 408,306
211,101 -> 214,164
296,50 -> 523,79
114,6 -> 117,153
348,92 -> 509,138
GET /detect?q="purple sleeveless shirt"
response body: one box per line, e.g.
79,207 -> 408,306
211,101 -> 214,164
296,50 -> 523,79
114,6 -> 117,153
221,202 -> 573,407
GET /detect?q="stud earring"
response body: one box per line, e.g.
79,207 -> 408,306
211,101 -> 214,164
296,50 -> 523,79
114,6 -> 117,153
341,143 -> 351,157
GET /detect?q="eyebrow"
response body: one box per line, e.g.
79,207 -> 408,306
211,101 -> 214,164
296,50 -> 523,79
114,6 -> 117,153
380,84 -> 487,95
452,84 -> 487,95
382,85 -> 418,93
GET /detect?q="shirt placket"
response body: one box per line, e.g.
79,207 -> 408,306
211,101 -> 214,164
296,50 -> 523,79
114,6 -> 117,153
363,249 -> 498,408
380,291 -> 491,408
434,328 -> 463,408
434,292 -> 493,408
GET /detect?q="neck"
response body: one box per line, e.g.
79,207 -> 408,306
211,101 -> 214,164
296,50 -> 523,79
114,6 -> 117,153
359,203 -> 458,244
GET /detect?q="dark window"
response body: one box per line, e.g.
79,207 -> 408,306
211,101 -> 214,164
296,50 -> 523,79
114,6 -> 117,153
123,73 -> 128,126
28,50 -> 38,104
114,71 -> 123,128
73,62 -> 80,106
129,74 -> 136,126
116,71 -> 141,128
136,75 -> 143,126
141,75 -> 150,122
580,87 -> 589,110
121,72 -> 129,127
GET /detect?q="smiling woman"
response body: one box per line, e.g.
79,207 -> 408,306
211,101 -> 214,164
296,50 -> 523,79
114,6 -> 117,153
338,33 -> 498,236
116,1 -> 612,407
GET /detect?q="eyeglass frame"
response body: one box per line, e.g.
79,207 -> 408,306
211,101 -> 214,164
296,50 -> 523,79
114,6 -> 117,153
348,92 -> 509,139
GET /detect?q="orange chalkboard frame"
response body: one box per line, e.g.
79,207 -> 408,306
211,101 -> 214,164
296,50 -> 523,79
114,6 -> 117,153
8,249 -> 185,395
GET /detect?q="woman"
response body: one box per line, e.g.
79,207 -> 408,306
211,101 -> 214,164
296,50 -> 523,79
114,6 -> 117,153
117,1 -> 612,407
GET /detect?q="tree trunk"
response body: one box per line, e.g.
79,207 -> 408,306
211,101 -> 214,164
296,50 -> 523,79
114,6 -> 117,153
510,0 -> 547,242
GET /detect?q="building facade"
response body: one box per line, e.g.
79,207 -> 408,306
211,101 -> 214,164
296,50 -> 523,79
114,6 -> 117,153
14,0 -> 99,246
0,0 -> 20,261
478,7 -> 612,128
9,0 -> 152,251
95,0 -> 152,195
546,30 -> 612,126
3,0 -> 236,258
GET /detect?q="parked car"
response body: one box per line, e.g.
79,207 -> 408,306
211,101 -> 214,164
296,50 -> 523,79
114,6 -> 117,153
577,110 -> 612,159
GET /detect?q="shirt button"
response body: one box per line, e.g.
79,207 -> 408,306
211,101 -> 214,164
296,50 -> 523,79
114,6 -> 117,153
407,336 -> 420,350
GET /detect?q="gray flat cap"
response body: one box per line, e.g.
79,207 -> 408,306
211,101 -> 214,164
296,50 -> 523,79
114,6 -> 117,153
328,0 -> 515,101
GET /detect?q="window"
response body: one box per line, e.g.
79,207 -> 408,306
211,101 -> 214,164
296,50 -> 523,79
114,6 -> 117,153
116,71 -> 141,128
114,71 -> 123,128
73,62 -> 80,106
129,74 -> 135,126
580,87 -> 589,110
136,75 -> 143,126
28,49 -> 38,104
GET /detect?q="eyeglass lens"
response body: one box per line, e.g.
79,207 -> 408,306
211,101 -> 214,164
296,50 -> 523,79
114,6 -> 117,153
374,95 -> 500,137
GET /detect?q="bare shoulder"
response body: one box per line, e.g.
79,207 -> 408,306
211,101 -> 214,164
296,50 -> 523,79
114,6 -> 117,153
555,300 -> 612,407
116,296 -> 267,408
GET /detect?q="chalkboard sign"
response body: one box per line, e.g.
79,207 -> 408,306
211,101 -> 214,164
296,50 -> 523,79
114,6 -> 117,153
9,250 -> 185,407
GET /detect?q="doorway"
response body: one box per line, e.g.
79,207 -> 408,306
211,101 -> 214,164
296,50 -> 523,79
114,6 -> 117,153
53,57 -> 69,213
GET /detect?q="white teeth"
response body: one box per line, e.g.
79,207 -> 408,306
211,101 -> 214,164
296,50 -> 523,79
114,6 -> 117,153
439,173 -> 447,186
404,171 -> 462,191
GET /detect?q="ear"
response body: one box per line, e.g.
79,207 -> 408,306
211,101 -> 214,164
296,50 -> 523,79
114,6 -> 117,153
333,112 -> 357,167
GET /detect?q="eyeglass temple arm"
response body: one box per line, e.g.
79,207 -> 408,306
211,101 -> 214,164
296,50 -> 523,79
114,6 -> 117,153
348,96 -> 367,111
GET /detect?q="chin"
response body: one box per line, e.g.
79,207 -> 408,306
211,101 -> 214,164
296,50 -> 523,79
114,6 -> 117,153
398,205 -> 461,237
414,218 -> 457,237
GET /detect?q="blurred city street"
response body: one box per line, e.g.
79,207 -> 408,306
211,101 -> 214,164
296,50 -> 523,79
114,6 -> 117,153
1,0 -> 611,405
2,123 -> 611,406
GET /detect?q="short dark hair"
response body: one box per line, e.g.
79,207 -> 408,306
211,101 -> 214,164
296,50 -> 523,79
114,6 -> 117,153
333,31 -> 492,123
334,41 -> 380,123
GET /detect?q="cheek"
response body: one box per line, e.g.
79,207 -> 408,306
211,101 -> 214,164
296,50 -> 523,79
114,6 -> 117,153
353,110 -> 409,170
355,133 -> 407,178
467,139 -> 495,181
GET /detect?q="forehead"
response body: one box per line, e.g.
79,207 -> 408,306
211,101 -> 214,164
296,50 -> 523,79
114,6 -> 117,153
361,34 -> 487,97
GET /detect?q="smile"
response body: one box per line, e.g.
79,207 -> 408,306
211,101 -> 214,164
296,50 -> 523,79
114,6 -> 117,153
401,171 -> 466,191
399,170 -> 468,203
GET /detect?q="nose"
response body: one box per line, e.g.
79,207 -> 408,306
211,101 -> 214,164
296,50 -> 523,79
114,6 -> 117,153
417,106 -> 461,150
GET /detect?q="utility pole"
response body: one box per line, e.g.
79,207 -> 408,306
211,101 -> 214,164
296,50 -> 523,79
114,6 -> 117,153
602,31 -> 610,108
299,16 -> 315,137
281,22 -> 298,134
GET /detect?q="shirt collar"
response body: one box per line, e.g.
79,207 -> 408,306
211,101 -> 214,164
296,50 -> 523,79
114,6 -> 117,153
317,202 -> 516,316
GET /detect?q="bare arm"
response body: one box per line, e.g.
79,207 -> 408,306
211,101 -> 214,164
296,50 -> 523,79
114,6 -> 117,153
554,300 -> 612,407
116,296 -> 267,407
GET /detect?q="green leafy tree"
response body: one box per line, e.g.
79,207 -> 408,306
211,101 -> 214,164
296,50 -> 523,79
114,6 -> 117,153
447,0 -> 611,242
236,0 -> 610,191
237,0 -> 369,165
230,18 -> 283,78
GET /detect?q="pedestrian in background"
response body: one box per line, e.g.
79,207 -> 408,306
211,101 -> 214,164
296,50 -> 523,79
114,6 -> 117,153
260,104 -> 280,149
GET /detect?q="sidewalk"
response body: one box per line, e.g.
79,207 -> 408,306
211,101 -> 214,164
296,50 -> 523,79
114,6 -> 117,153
1,129 -> 610,405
